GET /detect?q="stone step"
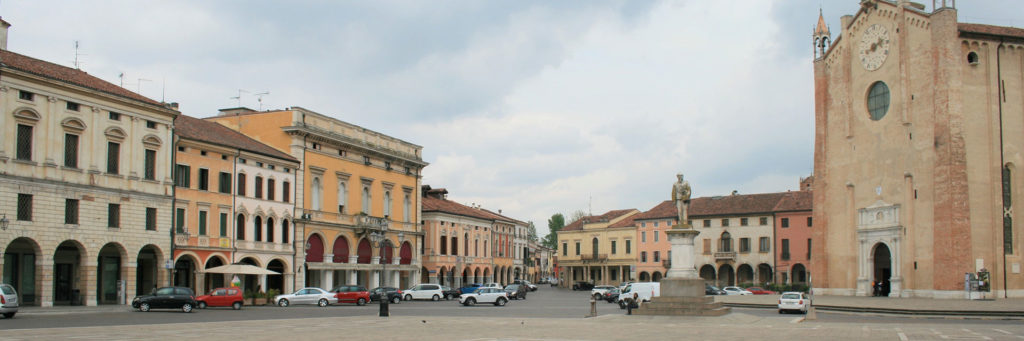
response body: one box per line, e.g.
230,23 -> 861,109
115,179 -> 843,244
642,301 -> 724,310
647,296 -> 715,304
634,306 -> 732,316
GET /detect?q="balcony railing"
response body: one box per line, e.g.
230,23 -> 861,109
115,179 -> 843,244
781,253 -> 791,261
581,253 -> 608,263
714,251 -> 736,260
662,259 -> 671,268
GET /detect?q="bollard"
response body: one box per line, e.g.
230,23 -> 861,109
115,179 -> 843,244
590,297 -> 597,317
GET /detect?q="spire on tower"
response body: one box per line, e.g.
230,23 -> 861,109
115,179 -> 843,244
813,8 -> 832,60
814,8 -> 831,37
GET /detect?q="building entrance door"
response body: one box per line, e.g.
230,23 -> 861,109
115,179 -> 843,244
54,263 -> 73,304
873,243 -> 892,297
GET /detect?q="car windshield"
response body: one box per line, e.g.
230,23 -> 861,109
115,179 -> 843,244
781,293 -> 801,299
0,284 -> 15,295
622,285 -> 631,293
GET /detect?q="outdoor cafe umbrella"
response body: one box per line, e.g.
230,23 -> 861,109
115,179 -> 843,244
204,263 -> 280,276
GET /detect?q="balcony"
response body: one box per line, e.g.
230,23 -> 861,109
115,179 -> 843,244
662,259 -> 671,268
714,251 -> 736,261
581,253 -> 608,263
781,253 -> 791,261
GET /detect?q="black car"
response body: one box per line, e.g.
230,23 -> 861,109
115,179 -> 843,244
603,287 -> 621,303
503,284 -> 527,300
440,286 -> 461,300
369,287 -> 403,304
132,286 -> 198,313
705,284 -> 726,295
572,282 -> 595,291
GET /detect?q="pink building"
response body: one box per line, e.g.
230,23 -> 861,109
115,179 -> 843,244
774,190 -> 813,285
632,201 -> 676,282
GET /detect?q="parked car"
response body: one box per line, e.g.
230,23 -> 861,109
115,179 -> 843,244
0,284 -> 19,318
705,284 -> 726,295
572,282 -> 595,291
602,287 -> 621,303
482,283 -> 502,290
274,287 -> 336,307
722,286 -> 753,296
514,280 -> 538,292
196,287 -> 244,310
459,287 -> 509,306
369,287 -> 403,304
591,285 -> 616,299
617,282 -> 660,309
132,286 -> 198,313
404,283 -> 444,301
745,287 -> 776,295
459,283 -> 483,294
778,292 -> 811,314
332,285 -> 370,306
618,282 -> 632,291
504,284 -> 528,300
440,286 -> 461,300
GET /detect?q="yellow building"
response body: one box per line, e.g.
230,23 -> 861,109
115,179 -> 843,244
557,209 -> 639,287
207,107 -> 427,291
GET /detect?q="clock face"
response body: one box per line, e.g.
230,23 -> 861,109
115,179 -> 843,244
858,24 -> 890,71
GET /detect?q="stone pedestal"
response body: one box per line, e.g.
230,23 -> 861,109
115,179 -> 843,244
636,225 -> 731,316
664,227 -> 700,279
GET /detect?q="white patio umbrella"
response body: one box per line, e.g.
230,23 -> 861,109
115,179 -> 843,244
204,263 -> 280,275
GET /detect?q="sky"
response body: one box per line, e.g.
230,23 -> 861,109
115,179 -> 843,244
3,0 -> 1020,237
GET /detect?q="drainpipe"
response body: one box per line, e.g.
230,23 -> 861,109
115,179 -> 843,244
169,127 -> 177,286
294,112 -> 307,292
996,40 -> 1008,298
231,150 -> 238,264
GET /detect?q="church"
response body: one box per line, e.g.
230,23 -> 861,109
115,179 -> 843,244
811,0 -> 1024,298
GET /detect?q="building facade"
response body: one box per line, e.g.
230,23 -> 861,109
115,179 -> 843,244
692,194 -> 781,287
633,202 -> 676,282
422,187 -> 497,287
0,20 -> 178,306
812,0 -> 1024,297
207,107 -> 427,292
774,190 -> 813,286
557,209 -> 639,287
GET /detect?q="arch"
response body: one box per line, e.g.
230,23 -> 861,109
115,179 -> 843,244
236,214 -> 246,240
872,242 -> 892,296
717,264 -> 735,286
142,134 -> 163,147
53,240 -> 87,305
266,217 -> 275,243
266,259 -> 287,293
13,107 -> 41,122
357,238 -> 372,264
173,252 -> 200,295
399,241 -> 412,265
483,267 -> 491,282
700,265 -> 718,283
737,264 -> 754,285
104,127 -> 127,141
97,243 -> 127,304
136,244 -> 164,297
382,241 -> 394,265
203,255 -> 226,292
719,231 -> 732,252
305,234 -> 325,263
237,257 -> 262,292
639,271 -> 650,281
238,256 -> 262,268
651,271 -> 663,282
253,216 -> 263,242
5,237 -> 42,305
791,263 -> 808,284
473,267 -> 481,281
61,117 -> 87,132
332,236 -> 350,263
757,263 -> 773,284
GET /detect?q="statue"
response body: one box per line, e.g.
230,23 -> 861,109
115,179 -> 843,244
671,173 -> 691,226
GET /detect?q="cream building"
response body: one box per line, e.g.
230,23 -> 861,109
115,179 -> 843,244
558,209 -> 639,287
690,194 -> 781,287
812,0 -> 1024,298
0,19 -> 178,306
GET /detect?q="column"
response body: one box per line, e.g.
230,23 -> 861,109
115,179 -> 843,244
284,273 -> 294,293
371,271 -> 381,289
323,271 -> 334,291
349,255 -> 359,263
39,254 -> 53,307
349,271 -> 358,286
83,261 -> 98,306
393,271 -> 400,288
194,272 -> 205,297
324,253 -> 334,264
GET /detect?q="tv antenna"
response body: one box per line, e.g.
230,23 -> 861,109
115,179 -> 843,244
253,91 -> 269,110
118,72 -> 125,87
230,89 -> 250,107
137,78 -> 151,94
72,40 -> 87,69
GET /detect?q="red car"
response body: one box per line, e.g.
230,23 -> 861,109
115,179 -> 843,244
332,285 -> 370,306
196,287 -> 244,310
745,287 -> 776,295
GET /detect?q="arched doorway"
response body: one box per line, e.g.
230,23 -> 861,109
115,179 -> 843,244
382,242 -> 394,265
461,268 -> 469,286
651,271 -> 663,282
718,264 -> 735,286
873,243 -> 892,296
473,268 -> 481,283
699,264 -> 716,283
399,242 -> 412,265
97,243 -> 126,304
4,237 -> 41,305
238,257 -> 260,292
791,263 -> 807,284
357,239 -> 372,264
737,264 -> 754,285
174,254 -> 198,293
639,272 -> 650,281
421,266 -> 430,284
757,263 -> 773,284
267,259 -> 286,293
483,268 -> 491,284
136,245 -> 162,296
204,256 -> 226,292
53,241 -> 85,305
332,236 -> 349,263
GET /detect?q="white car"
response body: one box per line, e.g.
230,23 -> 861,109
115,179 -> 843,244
722,286 -> 753,296
274,287 -> 336,307
482,283 -> 502,289
778,292 -> 810,314
0,284 -> 19,318
459,287 -> 509,306
591,285 -> 617,299
404,283 -> 444,301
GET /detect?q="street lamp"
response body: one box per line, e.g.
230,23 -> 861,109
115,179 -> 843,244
0,214 -> 8,230
369,228 -> 393,317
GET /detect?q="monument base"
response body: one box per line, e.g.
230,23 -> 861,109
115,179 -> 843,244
634,278 -> 731,316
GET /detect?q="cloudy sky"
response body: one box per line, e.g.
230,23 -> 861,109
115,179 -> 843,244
4,1 -> 1019,235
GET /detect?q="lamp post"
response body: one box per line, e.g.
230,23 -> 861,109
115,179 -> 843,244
369,229 -> 392,317
0,214 -> 9,230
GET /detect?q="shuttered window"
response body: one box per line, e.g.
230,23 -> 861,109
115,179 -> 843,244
64,134 -> 79,168
107,142 -> 120,174
16,124 -> 33,161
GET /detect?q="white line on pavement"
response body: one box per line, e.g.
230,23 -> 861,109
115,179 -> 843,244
897,332 -> 909,341
993,329 -> 1011,335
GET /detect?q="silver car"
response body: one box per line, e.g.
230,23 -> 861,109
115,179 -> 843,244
0,284 -> 18,318
274,287 -> 336,307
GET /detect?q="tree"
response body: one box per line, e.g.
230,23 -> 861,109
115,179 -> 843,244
569,210 -> 587,224
527,221 -> 539,243
542,213 -> 565,249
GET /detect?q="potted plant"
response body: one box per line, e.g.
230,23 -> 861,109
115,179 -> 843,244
253,290 -> 268,306
262,289 -> 280,306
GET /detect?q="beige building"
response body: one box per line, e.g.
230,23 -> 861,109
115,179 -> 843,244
812,0 -> 1024,298
558,209 -> 639,287
0,19 -> 178,306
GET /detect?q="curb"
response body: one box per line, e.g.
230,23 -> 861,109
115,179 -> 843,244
723,303 -> 1024,319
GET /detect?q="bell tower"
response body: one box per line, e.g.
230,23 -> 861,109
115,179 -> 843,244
813,9 -> 831,60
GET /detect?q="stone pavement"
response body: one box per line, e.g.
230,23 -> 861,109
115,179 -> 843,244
717,294 -> 1024,316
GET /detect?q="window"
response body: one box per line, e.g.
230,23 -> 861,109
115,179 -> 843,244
653,222 -> 658,227
312,177 -> 324,211
575,242 -> 580,256
781,218 -> 790,228
807,239 -> 812,259
144,149 -> 156,180
740,218 -> 748,226
441,236 -> 448,255
703,239 -> 711,254
65,199 -> 79,224
108,112 -> 120,121
760,217 -> 768,225
219,172 -> 231,193
807,217 -> 813,227
338,149 -> 347,157
739,237 -> 750,253
146,120 -> 157,129
641,231 -> 646,243
363,156 -> 371,165
625,240 -> 631,254
146,208 -> 157,230
562,243 -> 567,256
237,173 -> 247,196
108,204 -> 120,228
66,101 -> 80,111
254,176 -> 263,199
867,81 -> 890,121
405,167 -> 411,175
311,143 -> 320,150
106,142 -> 120,174
451,236 -> 458,255
611,240 -> 617,254
721,218 -> 729,227
63,134 -> 79,168
198,169 -> 209,191
781,239 -> 790,260
198,211 -> 207,235
641,251 -> 647,262
719,232 -> 732,252
283,182 -> 290,202
175,164 -> 190,188
16,124 -> 32,161
176,208 -> 186,234
654,231 -> 659,242
403,194 -> 411,223
385,161 -> 391,170
641,222 -> 646,228
759,237 -> 770,253
361,186 -> 370,214
383,191 -> 392,218
18,90 -> 33,101
703,219 -> 711,228
255,217 -> 267,241
236,214 -> 246,240
281,220 -> 289,243
220,213 -> 228,237
653,251 -> 660,262
266,218 -> 274,243
17,194 -> 32,221
267,179 -> 275,200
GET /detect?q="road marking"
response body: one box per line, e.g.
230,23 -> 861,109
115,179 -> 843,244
790,317 -> 803,324
897,332 -> 909,341
993,329 -> 1011,335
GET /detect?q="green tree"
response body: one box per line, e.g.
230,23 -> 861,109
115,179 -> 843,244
542,213 -> 565,249
527,221 -> 539,243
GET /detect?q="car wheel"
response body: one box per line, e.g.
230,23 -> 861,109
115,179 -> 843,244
495,298 -> 507,306
318,298 -> 329,307
618,301 -> 626,310
432,294 -> 440,301
357,298 -> 366,306
778,309 -> 784,314
182,303 -> 193,313
2,312 -> 14,319
593,294 -> 602,300
232,302 -> 242,310
391,296 -> 401,304
278,299 -> 290,307
404,294 -> 413,301
444,294 -> 451,301
140,303 -> 151,312
198,301 -> 207,309
466,298 -> 476,306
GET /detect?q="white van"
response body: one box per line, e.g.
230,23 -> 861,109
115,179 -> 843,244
617,282 -> 660,309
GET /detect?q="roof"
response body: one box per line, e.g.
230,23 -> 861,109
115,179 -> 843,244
561,209 -> 638,231
773,191 -> 813,212
0,49 -> 164,107
959,23 -> 1024,40
422,196 -> 508,222
633,200 -> 676,221
689,192 -> 789,217
480,208 -> 529,226
174,114 -> 297,162
608,214 -> 638,228
814,9 -> 830,35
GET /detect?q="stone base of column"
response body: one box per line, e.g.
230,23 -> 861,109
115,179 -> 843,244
635,278 -> 731,316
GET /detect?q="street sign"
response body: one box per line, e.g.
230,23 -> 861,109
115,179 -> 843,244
164,259 -> 173,269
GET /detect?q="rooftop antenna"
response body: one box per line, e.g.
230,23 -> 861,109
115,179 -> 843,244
118,72 -> 125,87
72,40 -> 87,69
161,78 -> 166,102
253,91 -> 269,111
137,78 -> 151,94
589,195 -> 592,216
230,89 -> 250,107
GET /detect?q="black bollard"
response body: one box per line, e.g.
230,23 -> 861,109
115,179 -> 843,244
379,295 -> 390,317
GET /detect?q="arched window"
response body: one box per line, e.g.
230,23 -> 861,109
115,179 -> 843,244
362,186 -> 371,214
475,240 -> 479,257
440,234 -> 447,255
311,177 -> 322,211
254,216 -> 263,242
403,194 -> 411,222
383,191 -> 392,218
236,214 -> 246,240
337,181 -> 347,214
451,236 -> 458,256
281,219 -> 289,244
464,233 -> 469,256
237,173 -> 247,196
333,237 -> 349,263
484,240 -> 488,256
266,218 -> 275,243
592,237 -> 599,258
720,232 -> 732,252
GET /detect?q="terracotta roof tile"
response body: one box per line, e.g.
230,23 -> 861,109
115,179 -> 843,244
689,192 -> 788,217
175,115 -> 297,162
480,208 -> 528,226
561,209 -> 637,231
0,49 -> 163,107
959,23 -> 1024,40
608,214 -> 637,228
634,200 -> 676,220
422,196 -> 508,222
773,191 -> 813,212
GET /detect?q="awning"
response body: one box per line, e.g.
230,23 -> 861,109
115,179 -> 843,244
204,263 -> 280,275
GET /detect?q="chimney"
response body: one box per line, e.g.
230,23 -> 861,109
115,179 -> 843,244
0,17 -> 11,50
